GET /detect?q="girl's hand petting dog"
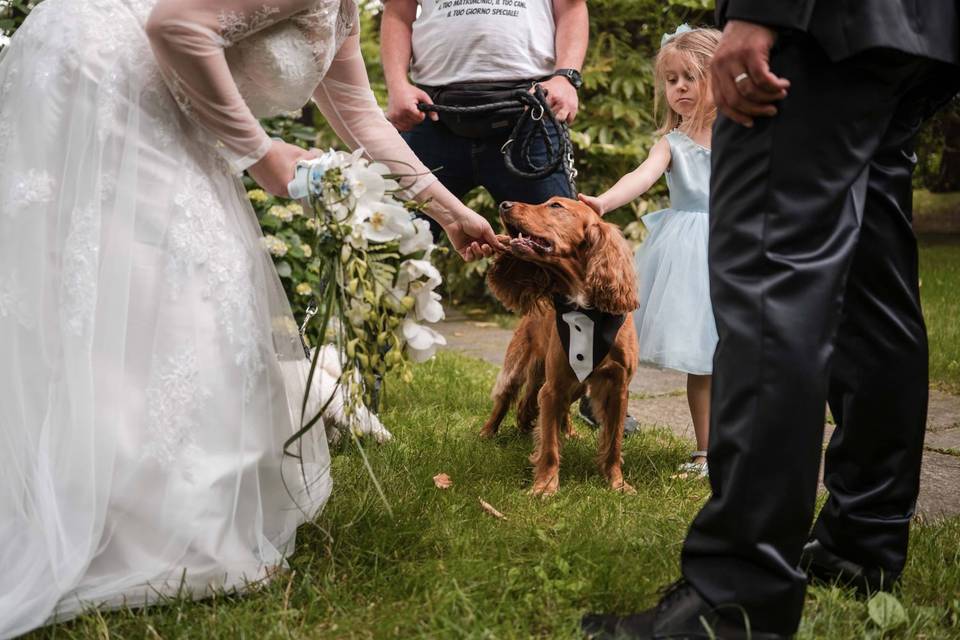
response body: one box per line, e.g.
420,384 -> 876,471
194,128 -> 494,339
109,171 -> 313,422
577,193 -> 606,216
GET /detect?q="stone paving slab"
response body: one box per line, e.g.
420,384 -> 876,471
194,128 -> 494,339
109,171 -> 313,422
917,451 -> 960,520
437,315 -> 960,520
926,427 -> 960,452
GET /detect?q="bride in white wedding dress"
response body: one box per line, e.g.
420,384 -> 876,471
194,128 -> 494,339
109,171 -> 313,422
0,1 -> 499,636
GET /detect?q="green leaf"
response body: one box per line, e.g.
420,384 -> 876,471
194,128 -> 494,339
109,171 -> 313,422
867,592 -> 908,631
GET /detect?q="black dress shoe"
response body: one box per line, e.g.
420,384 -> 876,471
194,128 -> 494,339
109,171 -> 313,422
581,579 -> 792,639
800,539 -> 894,596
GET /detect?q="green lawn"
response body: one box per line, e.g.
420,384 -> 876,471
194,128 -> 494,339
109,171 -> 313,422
915,191 -> 960,235
35,352 -> 960,639
920,238 -> 960,393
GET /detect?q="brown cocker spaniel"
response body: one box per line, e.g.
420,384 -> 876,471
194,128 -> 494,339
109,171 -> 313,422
483,197 -> 639,497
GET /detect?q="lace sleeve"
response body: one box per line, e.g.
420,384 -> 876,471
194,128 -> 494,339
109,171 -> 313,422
146,0 -> 331,172
311,34 -> 438,198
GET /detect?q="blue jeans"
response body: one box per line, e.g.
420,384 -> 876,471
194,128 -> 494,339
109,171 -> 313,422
402,117 -> 573,234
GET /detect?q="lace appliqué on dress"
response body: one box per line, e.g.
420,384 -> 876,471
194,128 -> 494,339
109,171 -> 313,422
166,168 -> 265,400
0,272 -> 33,328
5,169 -> 55,218
142,348 -> 212,481
292,0 -> 356,64
61,204 -> 101,337
218,5 -> 282,45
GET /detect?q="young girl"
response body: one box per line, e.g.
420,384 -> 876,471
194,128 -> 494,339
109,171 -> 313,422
579,25 -> 721,477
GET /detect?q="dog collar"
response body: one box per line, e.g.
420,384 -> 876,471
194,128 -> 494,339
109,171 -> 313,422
553,296 -> 627,382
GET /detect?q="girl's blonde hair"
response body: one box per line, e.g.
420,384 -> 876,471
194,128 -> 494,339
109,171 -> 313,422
654,28 -> 722,135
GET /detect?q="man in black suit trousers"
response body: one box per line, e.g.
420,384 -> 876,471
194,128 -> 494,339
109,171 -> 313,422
583,2 -> 960,639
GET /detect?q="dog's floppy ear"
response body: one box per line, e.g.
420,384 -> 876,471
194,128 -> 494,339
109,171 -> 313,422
487,253 -> 552,313
584,221 -> 639,314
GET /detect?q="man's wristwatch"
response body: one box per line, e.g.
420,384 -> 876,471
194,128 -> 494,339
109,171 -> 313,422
552,68 -> 583,90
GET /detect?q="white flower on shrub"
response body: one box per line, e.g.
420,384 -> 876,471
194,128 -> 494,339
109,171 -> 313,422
402,318 -> 447,363
261,234 -> 288,257
295,282 -> 313,296
359,202 -> 413,244
399,218 -> 433,256
268,204 -> 293,222
286,202 -> 303,217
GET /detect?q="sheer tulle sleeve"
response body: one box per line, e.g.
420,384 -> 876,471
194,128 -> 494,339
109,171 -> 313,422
312,34 -> 438,198
146,0 -> 327,172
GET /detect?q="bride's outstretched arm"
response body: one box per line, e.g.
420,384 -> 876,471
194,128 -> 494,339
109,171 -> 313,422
313,33 -> 503,259
146,0 -> 325,175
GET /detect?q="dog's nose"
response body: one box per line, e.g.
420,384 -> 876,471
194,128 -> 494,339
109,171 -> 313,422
499,201 -> 514,213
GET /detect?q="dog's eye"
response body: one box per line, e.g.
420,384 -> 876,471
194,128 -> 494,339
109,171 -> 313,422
549,202 -> 564,209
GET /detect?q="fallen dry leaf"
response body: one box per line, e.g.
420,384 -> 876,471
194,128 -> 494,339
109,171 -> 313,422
433,473 -> 453,489
479,498 -> 506,520
452,331 -> 464,337
471,321 -> 499,328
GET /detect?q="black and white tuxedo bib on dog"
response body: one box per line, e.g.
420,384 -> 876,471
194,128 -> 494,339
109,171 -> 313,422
553,296 -> 627,382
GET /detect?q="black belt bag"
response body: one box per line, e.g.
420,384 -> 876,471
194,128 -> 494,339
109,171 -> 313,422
420,80 -> 538,139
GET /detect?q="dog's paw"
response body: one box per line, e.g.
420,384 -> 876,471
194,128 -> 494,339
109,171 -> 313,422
610,479 -> 636,495
479,425 -> 498,439
563,427 -> 582,440
529,474 -> 559,498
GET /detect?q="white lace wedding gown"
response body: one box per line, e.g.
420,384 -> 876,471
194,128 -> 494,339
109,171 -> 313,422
0,1 -> 437,636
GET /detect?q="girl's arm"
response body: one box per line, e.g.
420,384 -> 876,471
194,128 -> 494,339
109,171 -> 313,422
579,137 -> 672,215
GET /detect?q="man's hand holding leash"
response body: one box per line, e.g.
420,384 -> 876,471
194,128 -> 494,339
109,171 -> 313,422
537,75 -> 579,124
386,82 -> 438,132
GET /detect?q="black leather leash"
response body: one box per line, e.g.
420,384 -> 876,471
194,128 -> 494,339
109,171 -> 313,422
417,84 -> 578,194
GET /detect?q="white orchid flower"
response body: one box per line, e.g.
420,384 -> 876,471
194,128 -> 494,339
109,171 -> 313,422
347,226 -> 369,250
398,258 -> 442,291
349,165 -> 387,210
399,217 -> 434,256
409,280 -> 445,323
402,318 -> 447,363
360,202 -> 414,244
346,300 -> 371,328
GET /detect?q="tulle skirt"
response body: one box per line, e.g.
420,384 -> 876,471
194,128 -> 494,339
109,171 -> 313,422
633,208 -> 718,375
0,2 -> 330,636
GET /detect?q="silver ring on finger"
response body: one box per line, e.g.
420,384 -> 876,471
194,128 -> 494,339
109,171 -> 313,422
734,72 -> 750,85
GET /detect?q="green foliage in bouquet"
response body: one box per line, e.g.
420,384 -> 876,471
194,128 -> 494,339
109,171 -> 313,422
281,149 -> 446,445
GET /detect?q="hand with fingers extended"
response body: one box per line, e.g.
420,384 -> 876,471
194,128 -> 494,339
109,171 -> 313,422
710,20 -> 791,127
536,76 -> 580,124
247,140 -> 320,198
386,80 -> 439,132
577,193 -> 606,216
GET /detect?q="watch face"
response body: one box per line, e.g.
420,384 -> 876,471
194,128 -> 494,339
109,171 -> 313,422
559,69 -> 583,88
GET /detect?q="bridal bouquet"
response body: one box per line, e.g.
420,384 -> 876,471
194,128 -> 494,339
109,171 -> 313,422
281,149 -> 446,443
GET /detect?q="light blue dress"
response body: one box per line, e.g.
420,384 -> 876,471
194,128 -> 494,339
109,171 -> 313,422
633,130 -> 718,375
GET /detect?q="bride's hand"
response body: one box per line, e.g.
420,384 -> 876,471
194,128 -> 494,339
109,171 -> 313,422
247,140 -> 319,198
443,211 -> 505,262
